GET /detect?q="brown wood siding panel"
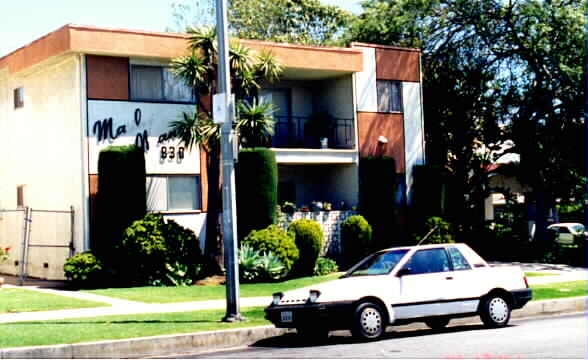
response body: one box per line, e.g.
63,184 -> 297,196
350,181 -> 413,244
375,48 -> 420,82
357,112 -> 405,173
86,55 -> 129,100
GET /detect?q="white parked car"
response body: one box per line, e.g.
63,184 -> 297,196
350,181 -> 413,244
547,223 -> 587,245
265,243 -> 532,341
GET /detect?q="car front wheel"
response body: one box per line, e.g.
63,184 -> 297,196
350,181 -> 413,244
351,302 -> 387,340
480,295 -> 511,327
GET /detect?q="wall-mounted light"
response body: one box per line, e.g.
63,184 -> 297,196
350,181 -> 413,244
378,136 -> 389,144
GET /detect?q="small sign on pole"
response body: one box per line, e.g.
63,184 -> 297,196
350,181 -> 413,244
213,93 -> 235,124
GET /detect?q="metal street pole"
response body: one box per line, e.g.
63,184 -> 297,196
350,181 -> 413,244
215,0 -> 244,322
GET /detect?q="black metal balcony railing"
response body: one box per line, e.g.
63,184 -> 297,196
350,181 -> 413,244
271,116 -> 355,149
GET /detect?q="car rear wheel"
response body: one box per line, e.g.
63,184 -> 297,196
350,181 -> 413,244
351,302 -> 387,340
480,295 -> 511,327
425,318 -> 450,330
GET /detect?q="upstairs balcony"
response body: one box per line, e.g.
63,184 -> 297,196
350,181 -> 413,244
272,115 -> 355,150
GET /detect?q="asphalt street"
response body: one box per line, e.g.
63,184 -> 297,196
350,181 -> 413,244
166,313 -> 587,359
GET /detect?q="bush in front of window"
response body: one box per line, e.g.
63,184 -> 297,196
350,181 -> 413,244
118,213 -> 203,286
341,215 -> 374,268
63,252 -> 104,289
242,225 -> 299,274
288,219 -> 324,277
95,145 -> 146,259
236,148 -> 278,240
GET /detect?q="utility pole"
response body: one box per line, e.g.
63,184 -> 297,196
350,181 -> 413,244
215,0 -> 244,322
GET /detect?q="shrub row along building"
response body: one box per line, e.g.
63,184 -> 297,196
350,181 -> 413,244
0,24 -> 425,279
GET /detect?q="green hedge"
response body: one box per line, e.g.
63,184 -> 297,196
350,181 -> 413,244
242,225 -> 299,273
288,219 -> 324,276
359,156 -> 396,247
341,215 -> 373,266
236,148 -> 278,240
95,145 -> 146,256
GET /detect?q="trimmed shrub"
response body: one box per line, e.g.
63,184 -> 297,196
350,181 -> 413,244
236,148 -> 278,241
95,145 -> 146,257
63,252 -> 104,289
242,225 -> 299,273
238,244 -> 286,283
314,257 -> 339,276
341,215 -> 373,267
414,216 -> 455,244
359,156 -> 396,247
288,219 -> 323,276
118,213 -> 202,286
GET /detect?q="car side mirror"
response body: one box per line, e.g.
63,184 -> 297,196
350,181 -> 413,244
397,267 -> 412,277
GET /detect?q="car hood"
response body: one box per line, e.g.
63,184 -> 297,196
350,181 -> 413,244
276,275 -> 394,305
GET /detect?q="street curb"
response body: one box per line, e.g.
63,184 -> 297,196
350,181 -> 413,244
1,297 -> 586,359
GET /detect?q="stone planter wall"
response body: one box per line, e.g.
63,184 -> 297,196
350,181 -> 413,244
277,210 -> 358,258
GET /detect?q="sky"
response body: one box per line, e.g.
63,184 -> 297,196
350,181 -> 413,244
0,0 -> 363,58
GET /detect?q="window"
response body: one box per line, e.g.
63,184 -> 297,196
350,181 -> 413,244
14,87 -> 24,109
130,65 -> 195,103
146,175 -> 201,211
407,248 -> 450,274
447,247 -> 472,271
347,249 -> 409,277
16,185 -> 26,208
376,80 -> 402,113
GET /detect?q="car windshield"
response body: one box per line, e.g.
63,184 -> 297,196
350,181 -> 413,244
571,224 -> 585,233
346,249 -> 409,277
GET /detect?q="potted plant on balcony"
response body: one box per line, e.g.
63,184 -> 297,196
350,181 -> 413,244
305,111 -> 334,149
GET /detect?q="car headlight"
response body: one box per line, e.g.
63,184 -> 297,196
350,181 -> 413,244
309,290 -> 321,303
272,292 -> 283,305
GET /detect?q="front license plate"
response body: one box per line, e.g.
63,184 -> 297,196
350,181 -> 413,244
281,311 -> 293,323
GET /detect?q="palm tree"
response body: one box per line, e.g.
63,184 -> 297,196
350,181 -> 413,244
170,26 -> 282,270
236,99 -> 276,148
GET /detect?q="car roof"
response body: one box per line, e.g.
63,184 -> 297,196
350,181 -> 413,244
378,243 -> 468,252
548,223 -> 584,227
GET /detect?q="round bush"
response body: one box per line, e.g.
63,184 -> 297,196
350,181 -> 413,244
63,252 -> 104,289
341,215 -> 373,266
119,213 -> 202,286
242,225 -> 299,273
287,219 -> 323,276
314,257 -> 339,276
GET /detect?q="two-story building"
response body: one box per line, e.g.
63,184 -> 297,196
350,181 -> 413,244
0,24 -> 424,279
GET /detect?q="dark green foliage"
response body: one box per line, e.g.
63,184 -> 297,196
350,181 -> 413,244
341,215 -> 373,267
238,244 -> 286,283
412,165 -> 449,220
413,216 -> 455,245
287,219 -> 323,276
95,145 -> 146,256
118,213 -> 203,286
242,225 -> 299,273
236,148 -> 278,240
359,156 -> 396,247
63,252 -> 104,289
314,257 -> 339,276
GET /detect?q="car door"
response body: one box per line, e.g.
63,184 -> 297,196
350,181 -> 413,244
393,248 -> 453,319
442,246 -> 482,314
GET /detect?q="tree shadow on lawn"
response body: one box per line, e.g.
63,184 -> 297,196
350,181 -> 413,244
252,324 -> 516,348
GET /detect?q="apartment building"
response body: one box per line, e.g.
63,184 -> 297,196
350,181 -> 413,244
0,24 -> 424,279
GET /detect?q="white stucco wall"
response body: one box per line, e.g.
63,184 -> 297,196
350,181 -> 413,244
402,81 -> 425,205
87,101 -> 200,175
0,55 -> 85,279
354,47 -> 378,112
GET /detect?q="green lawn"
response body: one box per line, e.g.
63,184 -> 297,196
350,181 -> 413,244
84,273 -> 341,303
525,272 -> 559,277
0,288 -> 109,314
0,307 -> 269,349
530,280 -> 587,301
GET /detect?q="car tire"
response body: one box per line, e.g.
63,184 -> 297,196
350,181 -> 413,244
351,302 -> 387,340
480,294 -> 511,327
425,318 -> 450,330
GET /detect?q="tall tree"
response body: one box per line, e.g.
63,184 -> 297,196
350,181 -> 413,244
170,27 -> 282,268
347,0 -> 587,240
168,0 -> 352,46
